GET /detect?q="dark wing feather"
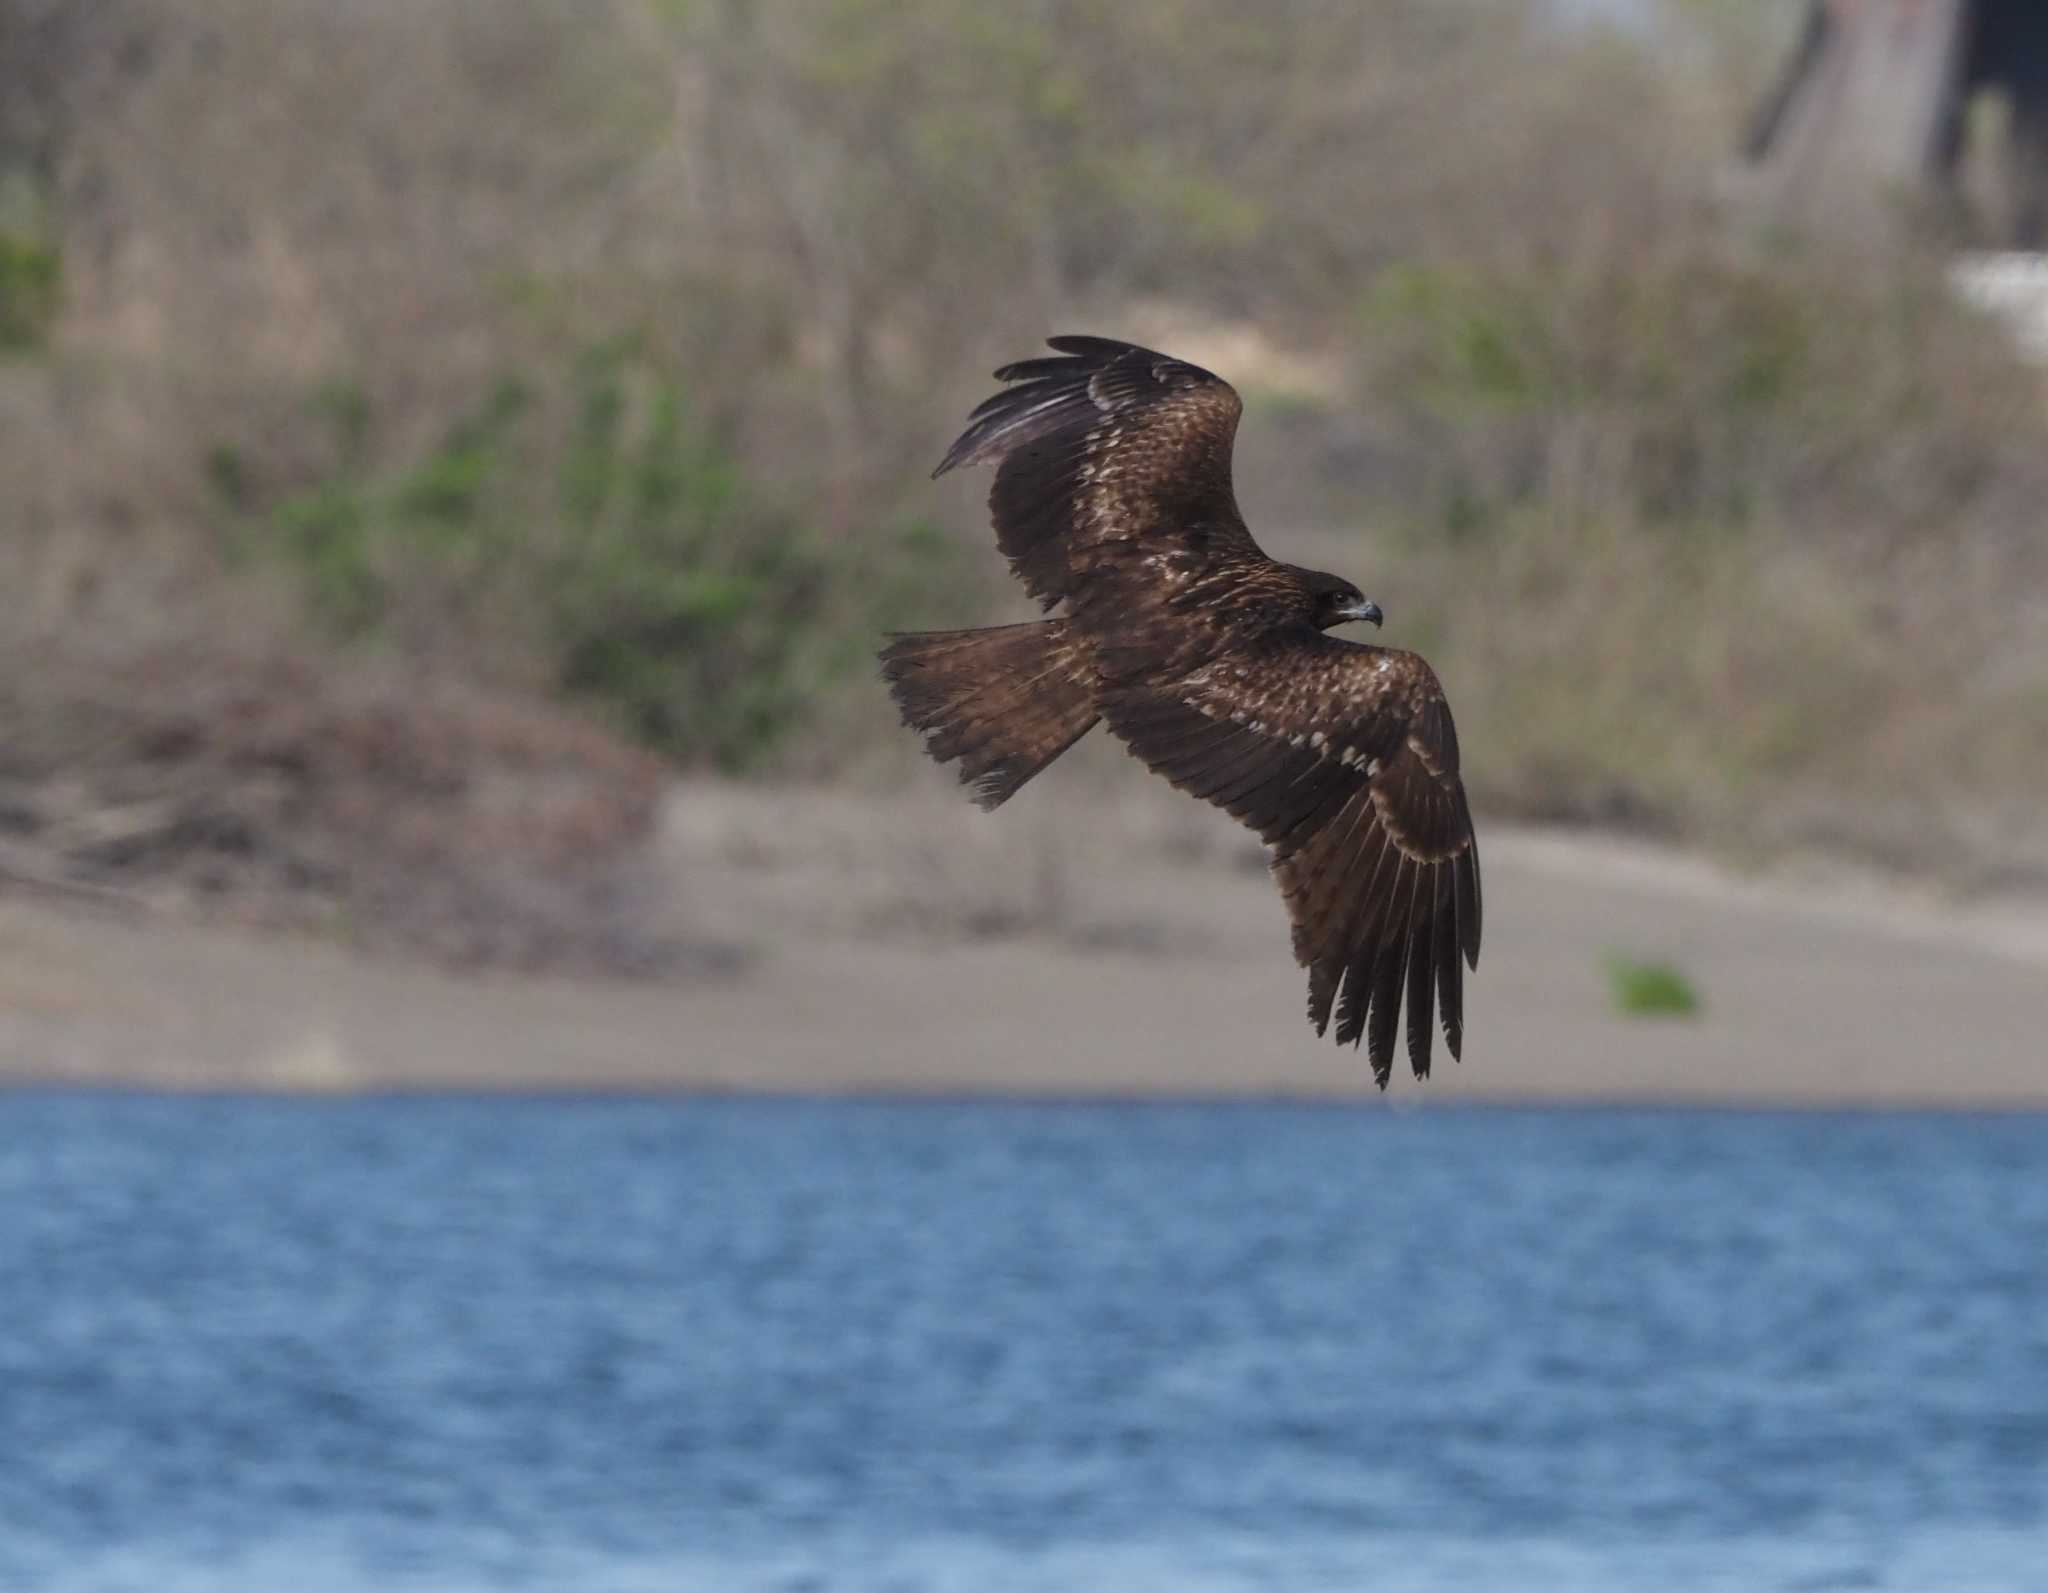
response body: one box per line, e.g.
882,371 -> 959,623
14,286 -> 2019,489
926,338 -> 1481,1080
932,336 -> 1262,611
1101,637 -> 1481,1084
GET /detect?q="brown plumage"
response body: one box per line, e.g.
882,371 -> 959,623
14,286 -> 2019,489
880,335 -> 1481,1085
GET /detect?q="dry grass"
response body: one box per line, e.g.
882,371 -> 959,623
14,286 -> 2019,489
2,0 -> 2044,923
0,641 -> 683,971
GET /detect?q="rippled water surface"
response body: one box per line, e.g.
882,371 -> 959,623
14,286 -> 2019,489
2,1096 -> 2045,1591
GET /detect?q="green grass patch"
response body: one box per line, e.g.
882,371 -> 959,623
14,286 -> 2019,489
1606,956 -> 1701,1019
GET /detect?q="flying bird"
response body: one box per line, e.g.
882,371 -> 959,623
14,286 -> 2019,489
880,336 -> 1480,1084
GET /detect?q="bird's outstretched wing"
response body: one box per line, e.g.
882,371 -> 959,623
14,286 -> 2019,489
1101,638 -> 1482,1085
933,335 -> 1264,613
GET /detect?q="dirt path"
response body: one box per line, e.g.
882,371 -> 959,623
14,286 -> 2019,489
1,782 -> 2043,1106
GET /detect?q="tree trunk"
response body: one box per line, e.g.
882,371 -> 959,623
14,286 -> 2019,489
1740,0 -> 1974,236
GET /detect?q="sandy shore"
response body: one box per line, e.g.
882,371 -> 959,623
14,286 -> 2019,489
1,778 -> 2043,1107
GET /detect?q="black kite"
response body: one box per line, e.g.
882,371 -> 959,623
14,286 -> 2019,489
881,336 -> 1481,1085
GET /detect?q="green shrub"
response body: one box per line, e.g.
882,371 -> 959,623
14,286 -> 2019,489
0,233 -> 60,352
219,346 -> 961,769
241,376 -> 528,637
550,346 -> 813,762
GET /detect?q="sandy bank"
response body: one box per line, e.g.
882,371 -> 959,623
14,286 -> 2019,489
0,780 -> 2043,1107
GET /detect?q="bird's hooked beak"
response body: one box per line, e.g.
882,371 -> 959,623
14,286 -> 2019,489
1335,596 -> 1384,629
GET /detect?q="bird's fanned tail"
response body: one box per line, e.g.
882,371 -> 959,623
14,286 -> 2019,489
879,620 -> 1100,809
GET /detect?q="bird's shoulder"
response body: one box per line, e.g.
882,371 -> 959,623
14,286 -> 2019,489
1171,633 -> 1455,768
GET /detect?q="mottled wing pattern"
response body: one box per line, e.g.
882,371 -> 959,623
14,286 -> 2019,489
1102,639 -> 1482,1085
932,336 -> 1263,613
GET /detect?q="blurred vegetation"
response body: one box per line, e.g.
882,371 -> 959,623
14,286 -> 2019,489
213,346 -> 960,769
1607,957 -> 1702,1019
1,0 -> 2044,872
0,170 -> 58,350
0,230 -> 58,350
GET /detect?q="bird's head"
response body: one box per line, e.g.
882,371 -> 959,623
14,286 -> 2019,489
1302,569 -> 1384,632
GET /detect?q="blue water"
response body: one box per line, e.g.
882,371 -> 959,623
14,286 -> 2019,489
1,1098 -> 2045,1592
